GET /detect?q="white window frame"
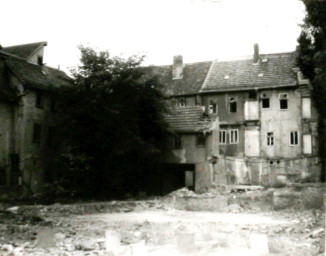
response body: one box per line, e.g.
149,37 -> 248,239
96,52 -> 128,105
267,132 -> 274,146
279,93 -> 288,110
290,131 -> 299,146
219,130 -> 227,144
229,129 -> 239,144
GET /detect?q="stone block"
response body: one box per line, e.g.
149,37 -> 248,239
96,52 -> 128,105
250,234 -> 269,254
105,230 -> 121,253
36,227 -> 55,249
176,232 -> 195,254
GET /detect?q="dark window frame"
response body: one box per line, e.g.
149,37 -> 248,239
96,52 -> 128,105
262,98 -> 270,108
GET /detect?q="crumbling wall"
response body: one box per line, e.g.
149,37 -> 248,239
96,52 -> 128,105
213,156 -> 320,186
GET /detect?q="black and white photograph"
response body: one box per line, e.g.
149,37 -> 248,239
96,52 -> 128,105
0,0 -> 325,255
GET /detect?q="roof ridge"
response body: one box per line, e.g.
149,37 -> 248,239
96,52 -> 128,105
3,41 -> 47,49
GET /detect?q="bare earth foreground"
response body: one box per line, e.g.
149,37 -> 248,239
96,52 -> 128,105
0,190 -> 324,256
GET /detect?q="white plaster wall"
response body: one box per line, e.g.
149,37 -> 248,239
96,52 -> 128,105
260,89 -> 302,158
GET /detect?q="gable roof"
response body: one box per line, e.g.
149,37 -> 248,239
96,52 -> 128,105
164,106 -> 217,133
2,42 -> 47,59
6,57 -> 71,90
145,61 -> 212,96
200,52 -> 298,93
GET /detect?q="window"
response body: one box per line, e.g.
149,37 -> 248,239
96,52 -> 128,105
279,93 -> 288,110
197,134 -> 206,147
290,131 -> 299,146
35,92 -> 43,109
37,56 -> 43,65
262,98 -> 270,108
229,129 -> 239,144
267,132 -> 274,146
219,130 -> 227,144
303,134 -> 312,154
172,135 -> 182,149
179,98 -> 186,107
33,124 -> 42,143
248,91 -> 257,100
209,103 -> 217,114
302,98 -> 311,118
229,97 -> 237,113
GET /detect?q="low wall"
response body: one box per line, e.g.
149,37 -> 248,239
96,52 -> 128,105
213,156 -> 320,186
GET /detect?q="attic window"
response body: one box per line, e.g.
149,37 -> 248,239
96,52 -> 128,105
258,73 -> 264,77
37,56 -> 43,65
224,75 -> 229,79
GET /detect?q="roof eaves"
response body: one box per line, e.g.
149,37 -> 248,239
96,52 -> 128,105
199,83 -> 298,94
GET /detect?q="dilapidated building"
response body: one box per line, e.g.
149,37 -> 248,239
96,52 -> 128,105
150,44 -> 320,191
0,42 -> 70,196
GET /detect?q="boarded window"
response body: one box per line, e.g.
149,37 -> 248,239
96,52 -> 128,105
303,134 -> 312,154
244,101 -> 259,120
229,97 -> 237,113
35,92 -> 43,108
229,129 -> 239,144
302,98 -> 311,118
245,130 -> 260,156
33,124 -> 42,143
197,134 -> 206,146
267,132 -> 274,146
279,93 -> 288,110
219,130 -> 227,144
290,131 -> 299,146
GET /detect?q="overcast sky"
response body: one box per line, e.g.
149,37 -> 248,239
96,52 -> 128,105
1,0 -> 305,74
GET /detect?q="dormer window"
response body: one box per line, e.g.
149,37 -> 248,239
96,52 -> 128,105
37,56 -> 43,65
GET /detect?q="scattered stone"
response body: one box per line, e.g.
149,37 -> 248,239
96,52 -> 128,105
36,227 -> 56,249
105,230 -> 121,253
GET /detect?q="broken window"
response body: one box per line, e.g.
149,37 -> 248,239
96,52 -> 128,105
179,98 -> 186,107
279,93 -> 288,110
229,97 -> 237,113
197,134 -> 206,147
33,123 -> 42,143
219,130 -> 227,144
35,92 -> 43,109
290,131 -> 299,146
267,132 -> 274,146
229,129 -> 239,144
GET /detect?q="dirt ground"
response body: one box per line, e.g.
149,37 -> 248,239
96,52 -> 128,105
0,190 -> 324,256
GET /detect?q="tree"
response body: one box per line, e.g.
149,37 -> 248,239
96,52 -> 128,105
53,46 -> 169,199
297,1 -> 326,181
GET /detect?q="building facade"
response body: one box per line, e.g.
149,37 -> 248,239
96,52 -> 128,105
151,44 -> 320,190
0,42 -> 70,196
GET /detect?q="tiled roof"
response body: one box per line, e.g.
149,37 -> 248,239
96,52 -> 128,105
164,106 -> 217,133
200,52 -> 298,93
145,61 -> 212,96
2,42 -> 47,59
6,57 -> 71,90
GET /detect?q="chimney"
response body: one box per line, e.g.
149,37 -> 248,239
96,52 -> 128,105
253,43 -> 259,64
172,55 -> 183,80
